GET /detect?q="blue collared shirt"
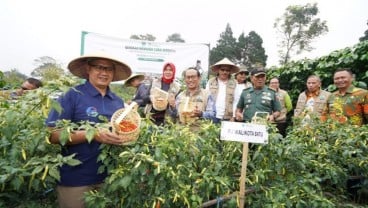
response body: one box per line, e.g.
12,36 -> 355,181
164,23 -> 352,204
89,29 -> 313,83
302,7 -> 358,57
46,81 -> 124,186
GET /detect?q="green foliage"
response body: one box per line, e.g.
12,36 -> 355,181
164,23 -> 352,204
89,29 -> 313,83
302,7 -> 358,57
110,84 -> 136,103
274,3 -> 328,64
246,118 -> 368,207
2,69 -> 27,89
268,40 -> 368,105
0,79 -> 81,207
85,120 -> 243,207
31,56 -> 65,81
0,71 -> 5,88
359,20 -> 368,42
210,24 -> 268,71
166,33 -> 185,43
210,23 -> 238,65
242,31 -> 268,68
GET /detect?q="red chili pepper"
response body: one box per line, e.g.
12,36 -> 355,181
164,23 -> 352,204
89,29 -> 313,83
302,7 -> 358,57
119,120 -> 137,132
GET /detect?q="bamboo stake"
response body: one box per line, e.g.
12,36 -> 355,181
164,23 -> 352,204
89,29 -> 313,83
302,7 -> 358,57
239,142 -> 249,208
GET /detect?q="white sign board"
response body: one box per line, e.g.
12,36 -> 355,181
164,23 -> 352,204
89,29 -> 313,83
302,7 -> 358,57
81,31 -> 209,78
220,121 -> 268,144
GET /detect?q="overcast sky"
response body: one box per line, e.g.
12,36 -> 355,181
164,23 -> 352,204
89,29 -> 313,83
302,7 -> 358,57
0,0 -> 367,76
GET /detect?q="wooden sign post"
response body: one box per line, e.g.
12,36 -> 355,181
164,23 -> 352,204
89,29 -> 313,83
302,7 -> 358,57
220,121 -> 268,208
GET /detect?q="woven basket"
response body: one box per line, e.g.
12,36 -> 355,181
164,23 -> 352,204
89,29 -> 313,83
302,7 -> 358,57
111,107 -> 141,145
152,98 -> 168,111
151,87 -> 169,111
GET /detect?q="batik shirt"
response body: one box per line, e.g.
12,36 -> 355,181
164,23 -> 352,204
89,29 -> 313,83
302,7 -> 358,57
323,86 -> 368,126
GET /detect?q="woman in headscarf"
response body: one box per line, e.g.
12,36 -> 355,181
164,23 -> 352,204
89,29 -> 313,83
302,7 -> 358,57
145,62 -> 181,125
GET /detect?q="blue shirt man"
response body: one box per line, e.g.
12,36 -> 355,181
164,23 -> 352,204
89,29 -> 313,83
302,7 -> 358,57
46,81 -> 124,186
46,54 -> 132,208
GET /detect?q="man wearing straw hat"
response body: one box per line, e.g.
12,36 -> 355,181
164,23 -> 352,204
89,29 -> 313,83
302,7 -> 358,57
46,53 -> 132,208
206,57 -> 239,123
124,73 -> 150,108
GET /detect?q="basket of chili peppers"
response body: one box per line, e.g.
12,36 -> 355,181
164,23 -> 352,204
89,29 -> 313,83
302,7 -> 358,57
111,102 -> 141,145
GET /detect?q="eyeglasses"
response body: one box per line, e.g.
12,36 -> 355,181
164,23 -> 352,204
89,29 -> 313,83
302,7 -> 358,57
21,86 -> 30,90
220,68 -> 231,72
89,64 -> 114,72
185,75 -> 199,80
238,72 -> 248,75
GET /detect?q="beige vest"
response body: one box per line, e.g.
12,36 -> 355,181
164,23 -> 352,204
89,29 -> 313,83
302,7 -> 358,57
275,89 -> 288,122
294,90 -> 331,117
208,77 -> 236,120
176,89 -> 209,124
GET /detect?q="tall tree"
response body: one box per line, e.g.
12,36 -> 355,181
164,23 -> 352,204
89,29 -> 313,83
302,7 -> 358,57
238,31 -> 267,68
210,23 -> 237,64
274,3 -> 328,65
235,32 -> 247,63
166,33 -> 185,43
0,71 -> 5,88
31,56 -> 64,81
359,20 -> 368,42
130,34 -> 156,41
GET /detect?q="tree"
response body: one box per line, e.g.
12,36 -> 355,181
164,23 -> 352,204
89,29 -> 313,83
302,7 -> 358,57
31,56 -> 65,81
0,71 -> 5,88
130,34 -> 156,41
210,23 -> 237,64
274,3 -> 328,65
166,33 -> 185,43
2,69 -> 27,88
359,20 -> 368,42
241,31 -> 268,68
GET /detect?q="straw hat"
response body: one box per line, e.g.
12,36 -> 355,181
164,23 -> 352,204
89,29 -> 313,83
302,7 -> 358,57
124,74 -> 145,87
210,57 -> 240,74
68,54 -> 132,81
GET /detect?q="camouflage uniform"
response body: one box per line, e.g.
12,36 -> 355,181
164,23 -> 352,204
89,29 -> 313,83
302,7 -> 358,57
237,86 -> 282,122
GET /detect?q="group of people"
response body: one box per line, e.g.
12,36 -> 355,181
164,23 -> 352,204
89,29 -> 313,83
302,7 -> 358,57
10,52 -> 364,207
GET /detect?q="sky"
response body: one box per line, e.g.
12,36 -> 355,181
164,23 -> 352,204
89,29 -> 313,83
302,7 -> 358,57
0,0 -> 367,76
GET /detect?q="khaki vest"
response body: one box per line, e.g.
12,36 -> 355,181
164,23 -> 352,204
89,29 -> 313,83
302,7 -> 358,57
294,90 -> 331,117
176,89 -> 209,124
208,77 -> 236,120
275,89 -> 288,122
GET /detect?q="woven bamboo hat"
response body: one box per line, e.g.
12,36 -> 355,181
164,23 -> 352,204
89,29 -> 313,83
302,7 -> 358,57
210,58 -> 240,74
124,74 -> 145,87
68,53 -> 132,81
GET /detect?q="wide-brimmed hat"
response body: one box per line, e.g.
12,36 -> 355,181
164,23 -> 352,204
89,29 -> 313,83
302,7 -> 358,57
210,58 -> 240,74
68,54 -> 132,81
124,74 -> 145,87
235,65 -> 249,76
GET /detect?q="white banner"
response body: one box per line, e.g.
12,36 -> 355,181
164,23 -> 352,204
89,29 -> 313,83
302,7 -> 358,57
81,31 -> 209,78
220,121 -> 268,144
